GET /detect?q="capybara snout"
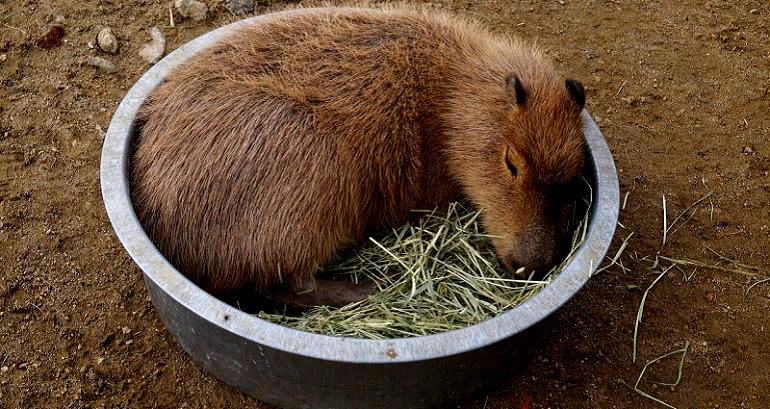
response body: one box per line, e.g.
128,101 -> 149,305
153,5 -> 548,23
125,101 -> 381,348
131,5 -> 588,306
503,177 -> 586,276
490,185 -> 583,276
500,205 -> 575,276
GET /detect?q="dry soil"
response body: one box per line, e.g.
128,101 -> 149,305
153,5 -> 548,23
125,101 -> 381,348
1,0 -> 769,408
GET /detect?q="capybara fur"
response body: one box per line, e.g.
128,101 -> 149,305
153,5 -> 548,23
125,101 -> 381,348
131,5 -> 587,305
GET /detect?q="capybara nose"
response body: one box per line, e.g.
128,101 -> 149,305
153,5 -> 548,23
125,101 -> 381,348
502,256 -> 541,278
525,256 -> 557,276
507,243 -> 559,277
501,257 -> 522,276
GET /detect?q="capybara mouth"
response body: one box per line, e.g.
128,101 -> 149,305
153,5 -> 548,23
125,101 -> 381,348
505,246 -> 561,278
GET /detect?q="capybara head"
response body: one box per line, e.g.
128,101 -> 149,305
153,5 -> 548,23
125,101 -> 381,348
446,72 -> 587,276
492,76 -> 586,275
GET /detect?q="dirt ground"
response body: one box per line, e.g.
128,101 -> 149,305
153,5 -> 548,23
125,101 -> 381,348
1,0 -> 769,408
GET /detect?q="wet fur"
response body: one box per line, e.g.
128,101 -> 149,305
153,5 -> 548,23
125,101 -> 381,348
131,5 -> 586,297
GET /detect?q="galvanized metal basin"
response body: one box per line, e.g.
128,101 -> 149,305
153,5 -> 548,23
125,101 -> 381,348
100,8 -> 620,409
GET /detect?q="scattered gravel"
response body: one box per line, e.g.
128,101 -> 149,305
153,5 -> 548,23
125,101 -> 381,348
139,26 -> 166,64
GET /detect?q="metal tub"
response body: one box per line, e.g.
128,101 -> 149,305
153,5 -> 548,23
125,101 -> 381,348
100,8 -> 620,409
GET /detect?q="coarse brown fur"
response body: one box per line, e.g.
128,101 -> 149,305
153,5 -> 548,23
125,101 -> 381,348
130,4 -> 587,302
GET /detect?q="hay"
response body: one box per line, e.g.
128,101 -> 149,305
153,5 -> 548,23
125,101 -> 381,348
623,341 -> 690,409
258,193 -> 592,339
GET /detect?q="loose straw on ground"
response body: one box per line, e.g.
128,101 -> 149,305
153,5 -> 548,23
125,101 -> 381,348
660,256 -> 766,278
259,198 -> 591,339
596,232 -> 633,275
616,188 -> 767,407
661,191 -> 714,249
633,264 -> 675,363
1,22 -> 27,34
662,194 -> 668,247
666,192 -> 713,239
624,342 -> 690,409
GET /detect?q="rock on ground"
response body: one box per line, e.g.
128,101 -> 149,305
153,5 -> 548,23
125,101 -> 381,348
86,56 -> 118,73
96,27 -> 119,54
224,0 -> 255,16
139,26 -> 166,64
175,0 -> 208,22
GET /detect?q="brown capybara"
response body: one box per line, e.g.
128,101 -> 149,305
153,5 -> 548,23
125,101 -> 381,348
131,5 -> 587,307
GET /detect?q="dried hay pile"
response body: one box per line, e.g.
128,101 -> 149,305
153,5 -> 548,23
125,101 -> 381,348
259,191 -> 591,339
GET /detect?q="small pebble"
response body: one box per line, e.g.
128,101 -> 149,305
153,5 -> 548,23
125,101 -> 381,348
0,366 -> 8,373
95,124 -> 106,139
175,0 -> 208,22
87,57 -> 118,73
224,0 -> 255,16
96,27 -> 119,54
0,54 -> 6,62
121,326 -> 131,334
749,9 -> 759,15
139,26 -> 166,64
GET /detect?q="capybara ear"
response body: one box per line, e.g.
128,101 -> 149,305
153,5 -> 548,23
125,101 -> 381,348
505,74 -> 527,106
565,79 -> 585,108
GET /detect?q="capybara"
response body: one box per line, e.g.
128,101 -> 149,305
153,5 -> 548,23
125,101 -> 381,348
131,5 -> 587,307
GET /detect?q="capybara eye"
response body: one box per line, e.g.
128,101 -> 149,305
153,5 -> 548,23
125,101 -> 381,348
505,156 -> 518,178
